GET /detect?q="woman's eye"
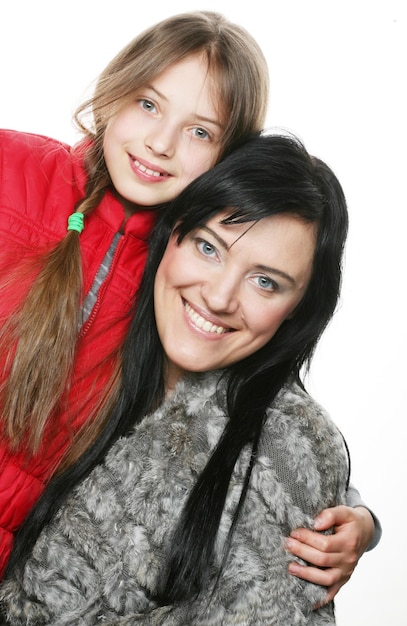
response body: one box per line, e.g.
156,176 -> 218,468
254,275 -> 277,291
197,239 -> 216,257
140,99 -> 156,113
191,127 -> 210,140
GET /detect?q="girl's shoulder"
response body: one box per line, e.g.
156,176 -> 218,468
0,129 -> 76,191
0,128 -> 72,160
0,130 -> 89,227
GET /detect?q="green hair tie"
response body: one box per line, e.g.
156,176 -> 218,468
67,212 -> 84,233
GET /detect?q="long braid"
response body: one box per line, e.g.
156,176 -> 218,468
0,137 -> 114,454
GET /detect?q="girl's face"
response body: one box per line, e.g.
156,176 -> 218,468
103,54 -> 224,213
154,212 -> 317,390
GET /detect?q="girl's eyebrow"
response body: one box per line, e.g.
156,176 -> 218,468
145,85 -> 224,129
200,226 -> 296,285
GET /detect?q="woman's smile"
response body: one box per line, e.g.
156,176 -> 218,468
183,299 -> 235,336
154,212 -> 316,388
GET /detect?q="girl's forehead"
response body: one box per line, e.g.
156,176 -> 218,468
158,54 -> 224,115
151,55 -> 220,107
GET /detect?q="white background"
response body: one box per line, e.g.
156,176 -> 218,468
1,1 -> 406,624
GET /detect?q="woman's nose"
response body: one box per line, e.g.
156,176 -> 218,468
201,272 -> 239,314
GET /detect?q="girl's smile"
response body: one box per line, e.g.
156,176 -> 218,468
129,154 -> 171,182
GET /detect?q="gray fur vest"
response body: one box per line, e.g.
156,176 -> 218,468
0,372 -> 349,625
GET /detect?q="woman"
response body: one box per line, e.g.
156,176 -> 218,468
0,133 -> 364,624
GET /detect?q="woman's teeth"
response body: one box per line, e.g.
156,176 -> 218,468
184,302 -> 229,334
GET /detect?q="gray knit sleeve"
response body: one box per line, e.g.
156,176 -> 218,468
346,483 -> 382,550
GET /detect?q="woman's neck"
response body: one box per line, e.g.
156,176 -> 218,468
163,360 -> 185,396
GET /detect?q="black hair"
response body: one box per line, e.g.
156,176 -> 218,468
5,132 -> 348,604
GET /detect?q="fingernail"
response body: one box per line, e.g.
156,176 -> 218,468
288,563 -> 300,574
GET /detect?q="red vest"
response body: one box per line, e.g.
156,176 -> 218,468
0,130 -> 156,576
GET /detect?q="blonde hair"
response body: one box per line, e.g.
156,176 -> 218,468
0,11 -> 269,465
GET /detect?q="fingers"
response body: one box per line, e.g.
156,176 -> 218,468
288,556 -> 352,609
285,535 -> 341,569
313,505 -> 353,532
285,505 -> 374,605
288,560 -> 344,587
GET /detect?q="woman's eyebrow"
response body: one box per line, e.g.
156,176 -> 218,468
200,226 -> 229,249
255,264 -> 296,285
200,226 -> 296,285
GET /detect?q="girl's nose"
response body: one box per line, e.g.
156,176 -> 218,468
144,122 -> 176,158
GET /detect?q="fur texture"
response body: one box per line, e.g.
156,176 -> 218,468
0,372 -> 349,625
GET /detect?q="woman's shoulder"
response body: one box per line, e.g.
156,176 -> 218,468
268,377 -> 339,435
262,376 -> 347,455
256,377 -> 349,513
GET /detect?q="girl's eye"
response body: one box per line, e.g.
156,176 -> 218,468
139,99 -> 157,113
254,275 -> 278,291
196,239 -> 217,258
191,127 -> 210,140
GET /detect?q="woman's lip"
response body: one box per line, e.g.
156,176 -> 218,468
129,154 -> 171,179
183,299 -> 235,335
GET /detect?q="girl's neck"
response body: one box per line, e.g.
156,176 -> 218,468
112,188 -> 145,220
113,189 -> 168,221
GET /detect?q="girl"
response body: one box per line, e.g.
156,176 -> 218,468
1,132 -> 354,625
0,11 -> 268,576
0,10 -> 378,594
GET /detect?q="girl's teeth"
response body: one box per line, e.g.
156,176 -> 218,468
135,159 -> 161,177
184,302 -> 227,334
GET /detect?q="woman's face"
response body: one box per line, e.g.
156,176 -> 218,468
154,212 -> 317,390
103,54 -> 224,213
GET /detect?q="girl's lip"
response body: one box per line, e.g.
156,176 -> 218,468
182,299 -> 235,335
129,154 -> 172,180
